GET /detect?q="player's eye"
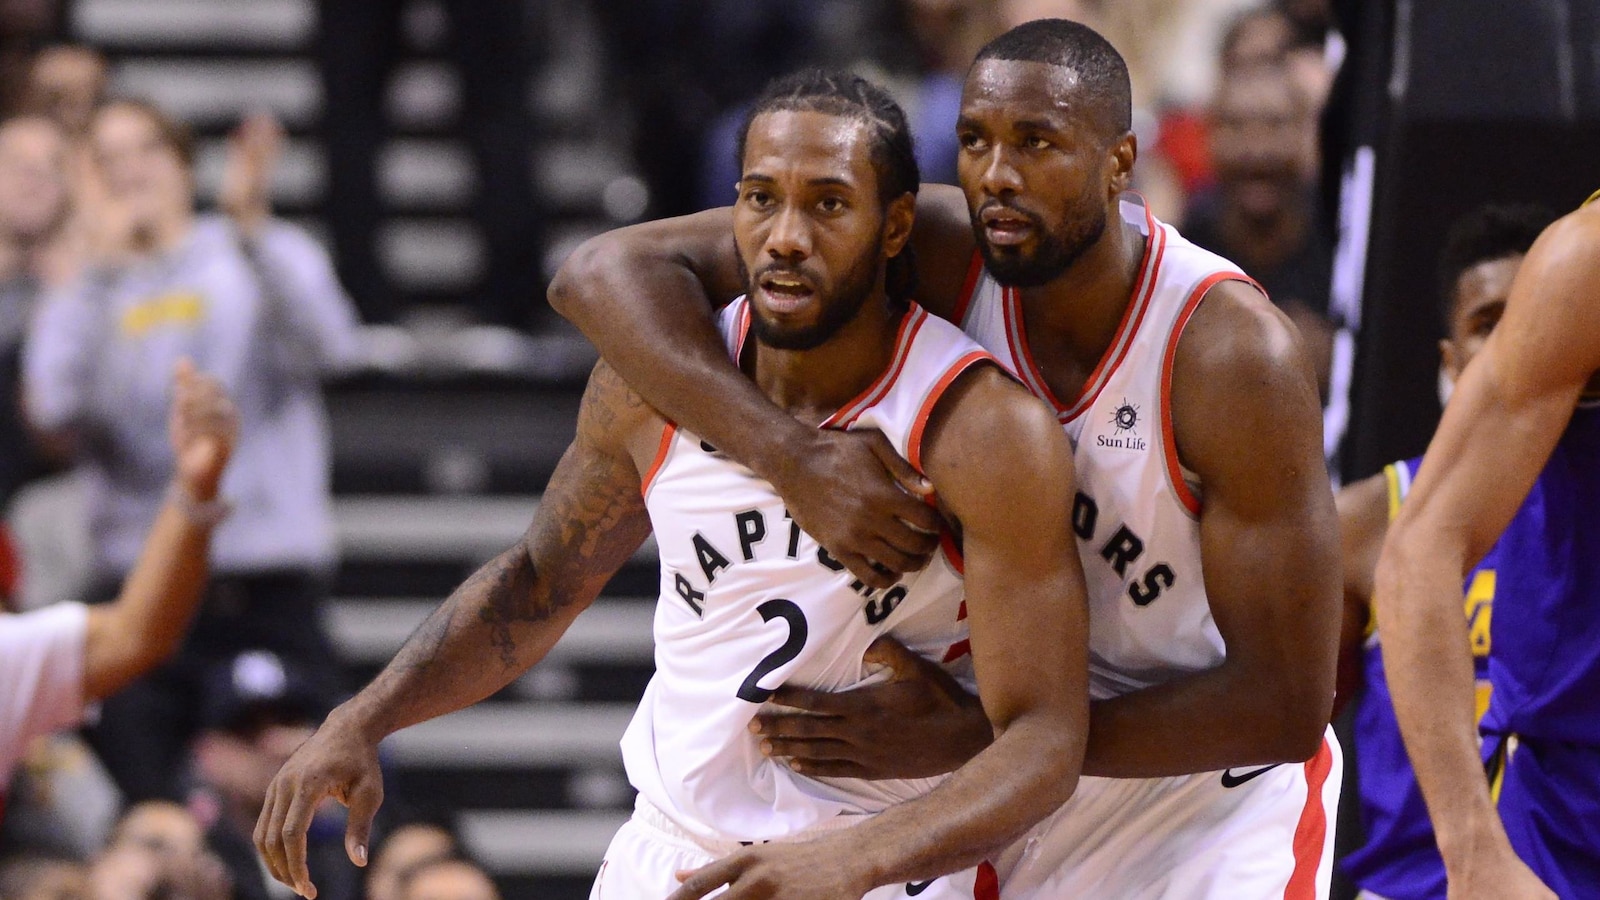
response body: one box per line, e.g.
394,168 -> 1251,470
958,132 -> 987,152
817,196 -> 846,214
1024,135 -> 1053,150
743,189 -> 773,208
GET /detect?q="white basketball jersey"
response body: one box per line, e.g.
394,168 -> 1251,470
622,298 -> 994,844
958,199 -> 1258,701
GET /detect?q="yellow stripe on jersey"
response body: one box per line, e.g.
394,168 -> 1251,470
1586,188 -> 1600,207
1383,463 -> 1404,521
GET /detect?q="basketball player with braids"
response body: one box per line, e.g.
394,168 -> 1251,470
255,71 -> 1092,900
550,19 -> 1342,898
1376,191 -> 1600,900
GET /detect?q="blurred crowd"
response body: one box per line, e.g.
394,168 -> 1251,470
0,0 -> 1342,898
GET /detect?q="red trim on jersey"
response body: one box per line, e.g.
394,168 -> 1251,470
1284,738 -> 1334,900
949,250 -> 986,326
639,423 -> 678,497
975,861 -> 1000,900
1157,273 -> 1257,516
907,351 -> 998,470
939,530 -> 966,576
826,307 -> 927,429
1002,205 -> 1167,421
941,637 -> 972,664
733,300 -> 753,362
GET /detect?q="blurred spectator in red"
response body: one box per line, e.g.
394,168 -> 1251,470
2,364 -> 235,816
187,650 -> 347,900
1184,66 -> 1335,398
396,857 -> 498,900
21,46 -> 108,138
88,801 -> 232,900
22,99 -> 359,804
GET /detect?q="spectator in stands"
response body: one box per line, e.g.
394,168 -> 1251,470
88,801 -> 232,900
395,856 -> 498,900
317,1 -> 544,329
187,650 -> 345,900
1,362 -> 236,816
21,46 -> 108,138
1183,65 -> 1335,399
0,852 -> 88,900
22,98 -> 361,804
365,823 -> 457,900
0,114 -> 71,509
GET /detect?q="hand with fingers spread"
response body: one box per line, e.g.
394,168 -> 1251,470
777,429 -> 943,590
668,837 -> 873,900
253,708 -> 384,899
753,636 -> 992,780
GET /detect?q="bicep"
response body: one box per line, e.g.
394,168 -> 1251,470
519,362 -> 655,603
551,207 -> 744,315
1174,290 -> 1339,684
922,370 -> 1089,726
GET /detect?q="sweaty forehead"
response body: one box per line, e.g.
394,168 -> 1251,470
742,109 -> 874,186
961,58 -> 1093,129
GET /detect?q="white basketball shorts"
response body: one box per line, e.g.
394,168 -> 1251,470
589,795 -> 999,899
998,727 -> 1342,899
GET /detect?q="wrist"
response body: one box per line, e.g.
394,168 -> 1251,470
755,424 -> 825,490
1437,813 -> 1514,870
328,697 -> 391,746
166,479 -> 231,526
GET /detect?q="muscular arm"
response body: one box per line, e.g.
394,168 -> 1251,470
1083,282 -> 1341,776
1374,206 -> 1600,892
548,187 -> 975,587
255,361 -> 654,897
1332,472 -> 1389,716
674,367 -> 1089,898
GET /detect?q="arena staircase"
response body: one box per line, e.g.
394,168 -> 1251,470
66,1 -> 652,896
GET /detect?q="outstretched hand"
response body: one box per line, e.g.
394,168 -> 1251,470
167,358 -> 237,498
779,429 -> 943,590
254,710 -> 384,899
753,636 -> 991,780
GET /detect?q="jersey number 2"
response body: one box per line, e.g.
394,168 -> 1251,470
736,599 -> 809,703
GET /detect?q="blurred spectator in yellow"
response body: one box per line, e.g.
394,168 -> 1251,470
1184,66 -> 1334,399
22,99 -> 360,804
21,46 -> 108,138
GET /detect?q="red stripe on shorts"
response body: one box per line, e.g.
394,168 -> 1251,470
1284,738 -> 1333,899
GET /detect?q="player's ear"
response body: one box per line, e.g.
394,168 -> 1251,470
1107,131 -> 1137,197
883,192 -> 916,259
1439,339 -> 1461,380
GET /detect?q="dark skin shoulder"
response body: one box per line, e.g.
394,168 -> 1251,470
548,190 -> 980,593
759,280 -> 1343,778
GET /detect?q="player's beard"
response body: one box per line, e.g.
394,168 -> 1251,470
742,233 -> 885,352
976,184 -> 1108,289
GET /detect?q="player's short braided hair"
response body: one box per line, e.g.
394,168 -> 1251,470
735,69 -> 920,305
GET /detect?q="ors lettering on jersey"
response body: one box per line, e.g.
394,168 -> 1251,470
957,197 -> 1254,699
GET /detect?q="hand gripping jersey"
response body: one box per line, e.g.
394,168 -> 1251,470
954,199 -> 1341,899
620,297 -> 993,845
1342,457 -> 1497,900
